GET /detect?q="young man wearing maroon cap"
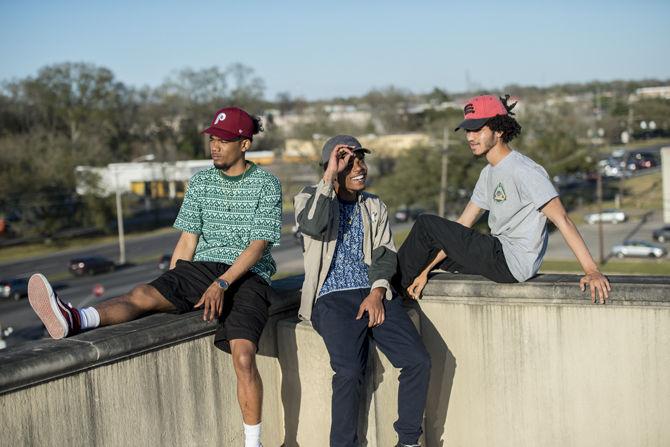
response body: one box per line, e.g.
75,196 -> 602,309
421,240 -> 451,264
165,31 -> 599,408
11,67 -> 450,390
294,135 -> 431,447
396,95 -> 611,303
27,106 -> 282,447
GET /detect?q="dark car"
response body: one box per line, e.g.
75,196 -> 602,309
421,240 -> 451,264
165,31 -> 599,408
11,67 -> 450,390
158,254 -> 171,271
394,207 -> 427,223
68,256 -> 115,276
626,151 -> 659,172
652,225 -> 670,243
0,277 -> 29,300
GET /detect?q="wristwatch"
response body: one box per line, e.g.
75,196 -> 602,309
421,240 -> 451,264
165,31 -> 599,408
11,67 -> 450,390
216,279 -> 230,291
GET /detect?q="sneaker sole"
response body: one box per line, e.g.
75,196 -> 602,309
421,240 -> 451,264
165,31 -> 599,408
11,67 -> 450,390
28,273 -> 68,339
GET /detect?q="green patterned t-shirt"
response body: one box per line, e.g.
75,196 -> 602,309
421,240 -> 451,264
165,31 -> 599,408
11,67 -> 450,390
173,162 -> 282,284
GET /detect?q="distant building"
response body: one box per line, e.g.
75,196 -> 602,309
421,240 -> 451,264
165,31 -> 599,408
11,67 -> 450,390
269,105 -> 372,133
634,86 -> 670,100
282,133 -> 434,163
75,151 -> 275,198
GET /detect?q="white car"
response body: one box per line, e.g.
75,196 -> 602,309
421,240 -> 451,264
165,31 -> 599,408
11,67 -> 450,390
611,241 -> 666,259
584,209 -> 627,225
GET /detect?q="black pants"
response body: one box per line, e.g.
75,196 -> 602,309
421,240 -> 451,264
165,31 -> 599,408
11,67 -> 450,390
312,288 -> 431,447
396,214 -> 517,293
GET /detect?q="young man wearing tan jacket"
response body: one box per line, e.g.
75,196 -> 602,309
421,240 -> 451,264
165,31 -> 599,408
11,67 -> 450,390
294,135 -> 431,447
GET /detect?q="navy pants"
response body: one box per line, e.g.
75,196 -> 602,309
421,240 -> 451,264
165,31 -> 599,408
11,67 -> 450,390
311,288 -> 431,447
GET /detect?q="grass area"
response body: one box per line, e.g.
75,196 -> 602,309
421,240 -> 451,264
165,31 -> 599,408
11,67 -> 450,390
568,171 -> 662,223
541,258 -> 669,276
393,228 -> 410,247
272,270 -> 303,281
610,138 -> 670,150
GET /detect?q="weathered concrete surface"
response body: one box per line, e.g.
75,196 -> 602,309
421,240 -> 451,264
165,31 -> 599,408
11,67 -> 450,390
420,273 -> 670,447
0,276 -> 303,447
1,273 -> 669,447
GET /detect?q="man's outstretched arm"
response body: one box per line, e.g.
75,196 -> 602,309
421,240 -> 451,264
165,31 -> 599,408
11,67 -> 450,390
540,197 -> 611,303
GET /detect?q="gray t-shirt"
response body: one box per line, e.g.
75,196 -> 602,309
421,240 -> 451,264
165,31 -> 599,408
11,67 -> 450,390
471,151 -> 558,282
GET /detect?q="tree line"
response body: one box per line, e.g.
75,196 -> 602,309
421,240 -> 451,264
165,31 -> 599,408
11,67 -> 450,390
1,62 -> 669,240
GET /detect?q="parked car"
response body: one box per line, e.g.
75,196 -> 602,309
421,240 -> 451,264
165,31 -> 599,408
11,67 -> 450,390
611,241 -> 667,259
625,151 -> 659,172
158,254 -> 171,271
68,256 -> 115,276
652,225 -> 670,243
0,277 -> 29,300
584,209 -> 627,225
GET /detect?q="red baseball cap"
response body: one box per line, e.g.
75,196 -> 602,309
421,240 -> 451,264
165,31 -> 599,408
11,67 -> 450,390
202,107 -> 255,141
455,95 -> 508,131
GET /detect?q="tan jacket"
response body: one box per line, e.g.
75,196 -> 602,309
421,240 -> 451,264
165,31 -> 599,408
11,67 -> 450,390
294,179 -> 397,320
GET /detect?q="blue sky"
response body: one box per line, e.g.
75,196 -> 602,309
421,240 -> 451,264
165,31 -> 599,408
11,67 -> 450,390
1,0 -> 669,100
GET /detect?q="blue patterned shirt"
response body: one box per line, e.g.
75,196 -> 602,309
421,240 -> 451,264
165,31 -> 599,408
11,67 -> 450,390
318,199 -> 369,297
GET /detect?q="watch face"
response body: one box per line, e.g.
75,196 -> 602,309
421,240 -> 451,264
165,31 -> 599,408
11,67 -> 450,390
218,279 -> 229,290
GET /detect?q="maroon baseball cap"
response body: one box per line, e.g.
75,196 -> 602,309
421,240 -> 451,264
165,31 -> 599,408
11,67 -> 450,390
202,107 -> 255,141
455,95 -> 508,131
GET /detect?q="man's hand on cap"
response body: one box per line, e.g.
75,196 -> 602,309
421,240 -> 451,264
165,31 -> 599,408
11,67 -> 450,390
324,144 -> 354,183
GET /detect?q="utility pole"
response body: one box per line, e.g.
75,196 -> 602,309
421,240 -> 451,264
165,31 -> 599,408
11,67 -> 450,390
597,171 -> 604,265
438,127 -> 449,218
594,88 -> 605,265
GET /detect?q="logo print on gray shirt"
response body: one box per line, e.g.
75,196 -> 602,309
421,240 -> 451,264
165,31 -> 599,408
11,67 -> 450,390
493,182 -> 507,203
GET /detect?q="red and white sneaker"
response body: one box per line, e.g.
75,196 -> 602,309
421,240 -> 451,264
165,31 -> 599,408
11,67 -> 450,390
28,273 -> 81,339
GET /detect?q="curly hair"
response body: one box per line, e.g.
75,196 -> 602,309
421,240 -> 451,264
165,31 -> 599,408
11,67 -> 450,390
251,115 -> 264,135
486,94 -> 521,143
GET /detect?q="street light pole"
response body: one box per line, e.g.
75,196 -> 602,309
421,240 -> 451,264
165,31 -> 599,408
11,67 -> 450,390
113,167 -> 126,265
438,127 -> 449,218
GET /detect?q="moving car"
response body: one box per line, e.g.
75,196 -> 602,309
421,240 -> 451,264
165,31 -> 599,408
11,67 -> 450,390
0,277 -> 29,300
611,241 -> 666,259
652,225 -> 670,243
68,256 -> 115,276
584,209 -> 627,225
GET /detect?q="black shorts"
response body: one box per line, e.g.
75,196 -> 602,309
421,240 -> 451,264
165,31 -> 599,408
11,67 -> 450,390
148,260 -> 274,352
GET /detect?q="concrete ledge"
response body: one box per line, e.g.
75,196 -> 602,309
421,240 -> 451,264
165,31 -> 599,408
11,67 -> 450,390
0,275 -> 303,396
424,272 -> 670,305
1,273 -> 669,446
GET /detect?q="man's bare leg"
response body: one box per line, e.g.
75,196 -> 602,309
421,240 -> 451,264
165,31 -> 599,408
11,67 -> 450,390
230,338 -> 263,446
230,338 -> 263,422
28,273 -> 177,339
95,284 -> 176,326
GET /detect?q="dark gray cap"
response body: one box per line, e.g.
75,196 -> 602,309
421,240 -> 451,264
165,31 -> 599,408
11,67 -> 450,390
321,135 -> 371,165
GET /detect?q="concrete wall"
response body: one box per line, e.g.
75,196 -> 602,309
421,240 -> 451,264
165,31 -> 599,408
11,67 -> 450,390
419,274 -> 670,447
1,274 -> 669,447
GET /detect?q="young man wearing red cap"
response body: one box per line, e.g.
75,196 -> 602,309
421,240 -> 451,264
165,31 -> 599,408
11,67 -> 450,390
294,135 -> 431,447
396,95 -> 611,304
27,107 -> 282,447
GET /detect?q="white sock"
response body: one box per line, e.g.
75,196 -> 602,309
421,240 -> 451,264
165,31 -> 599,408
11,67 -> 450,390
78,307 -> 100,330
243,422 -> 261,447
